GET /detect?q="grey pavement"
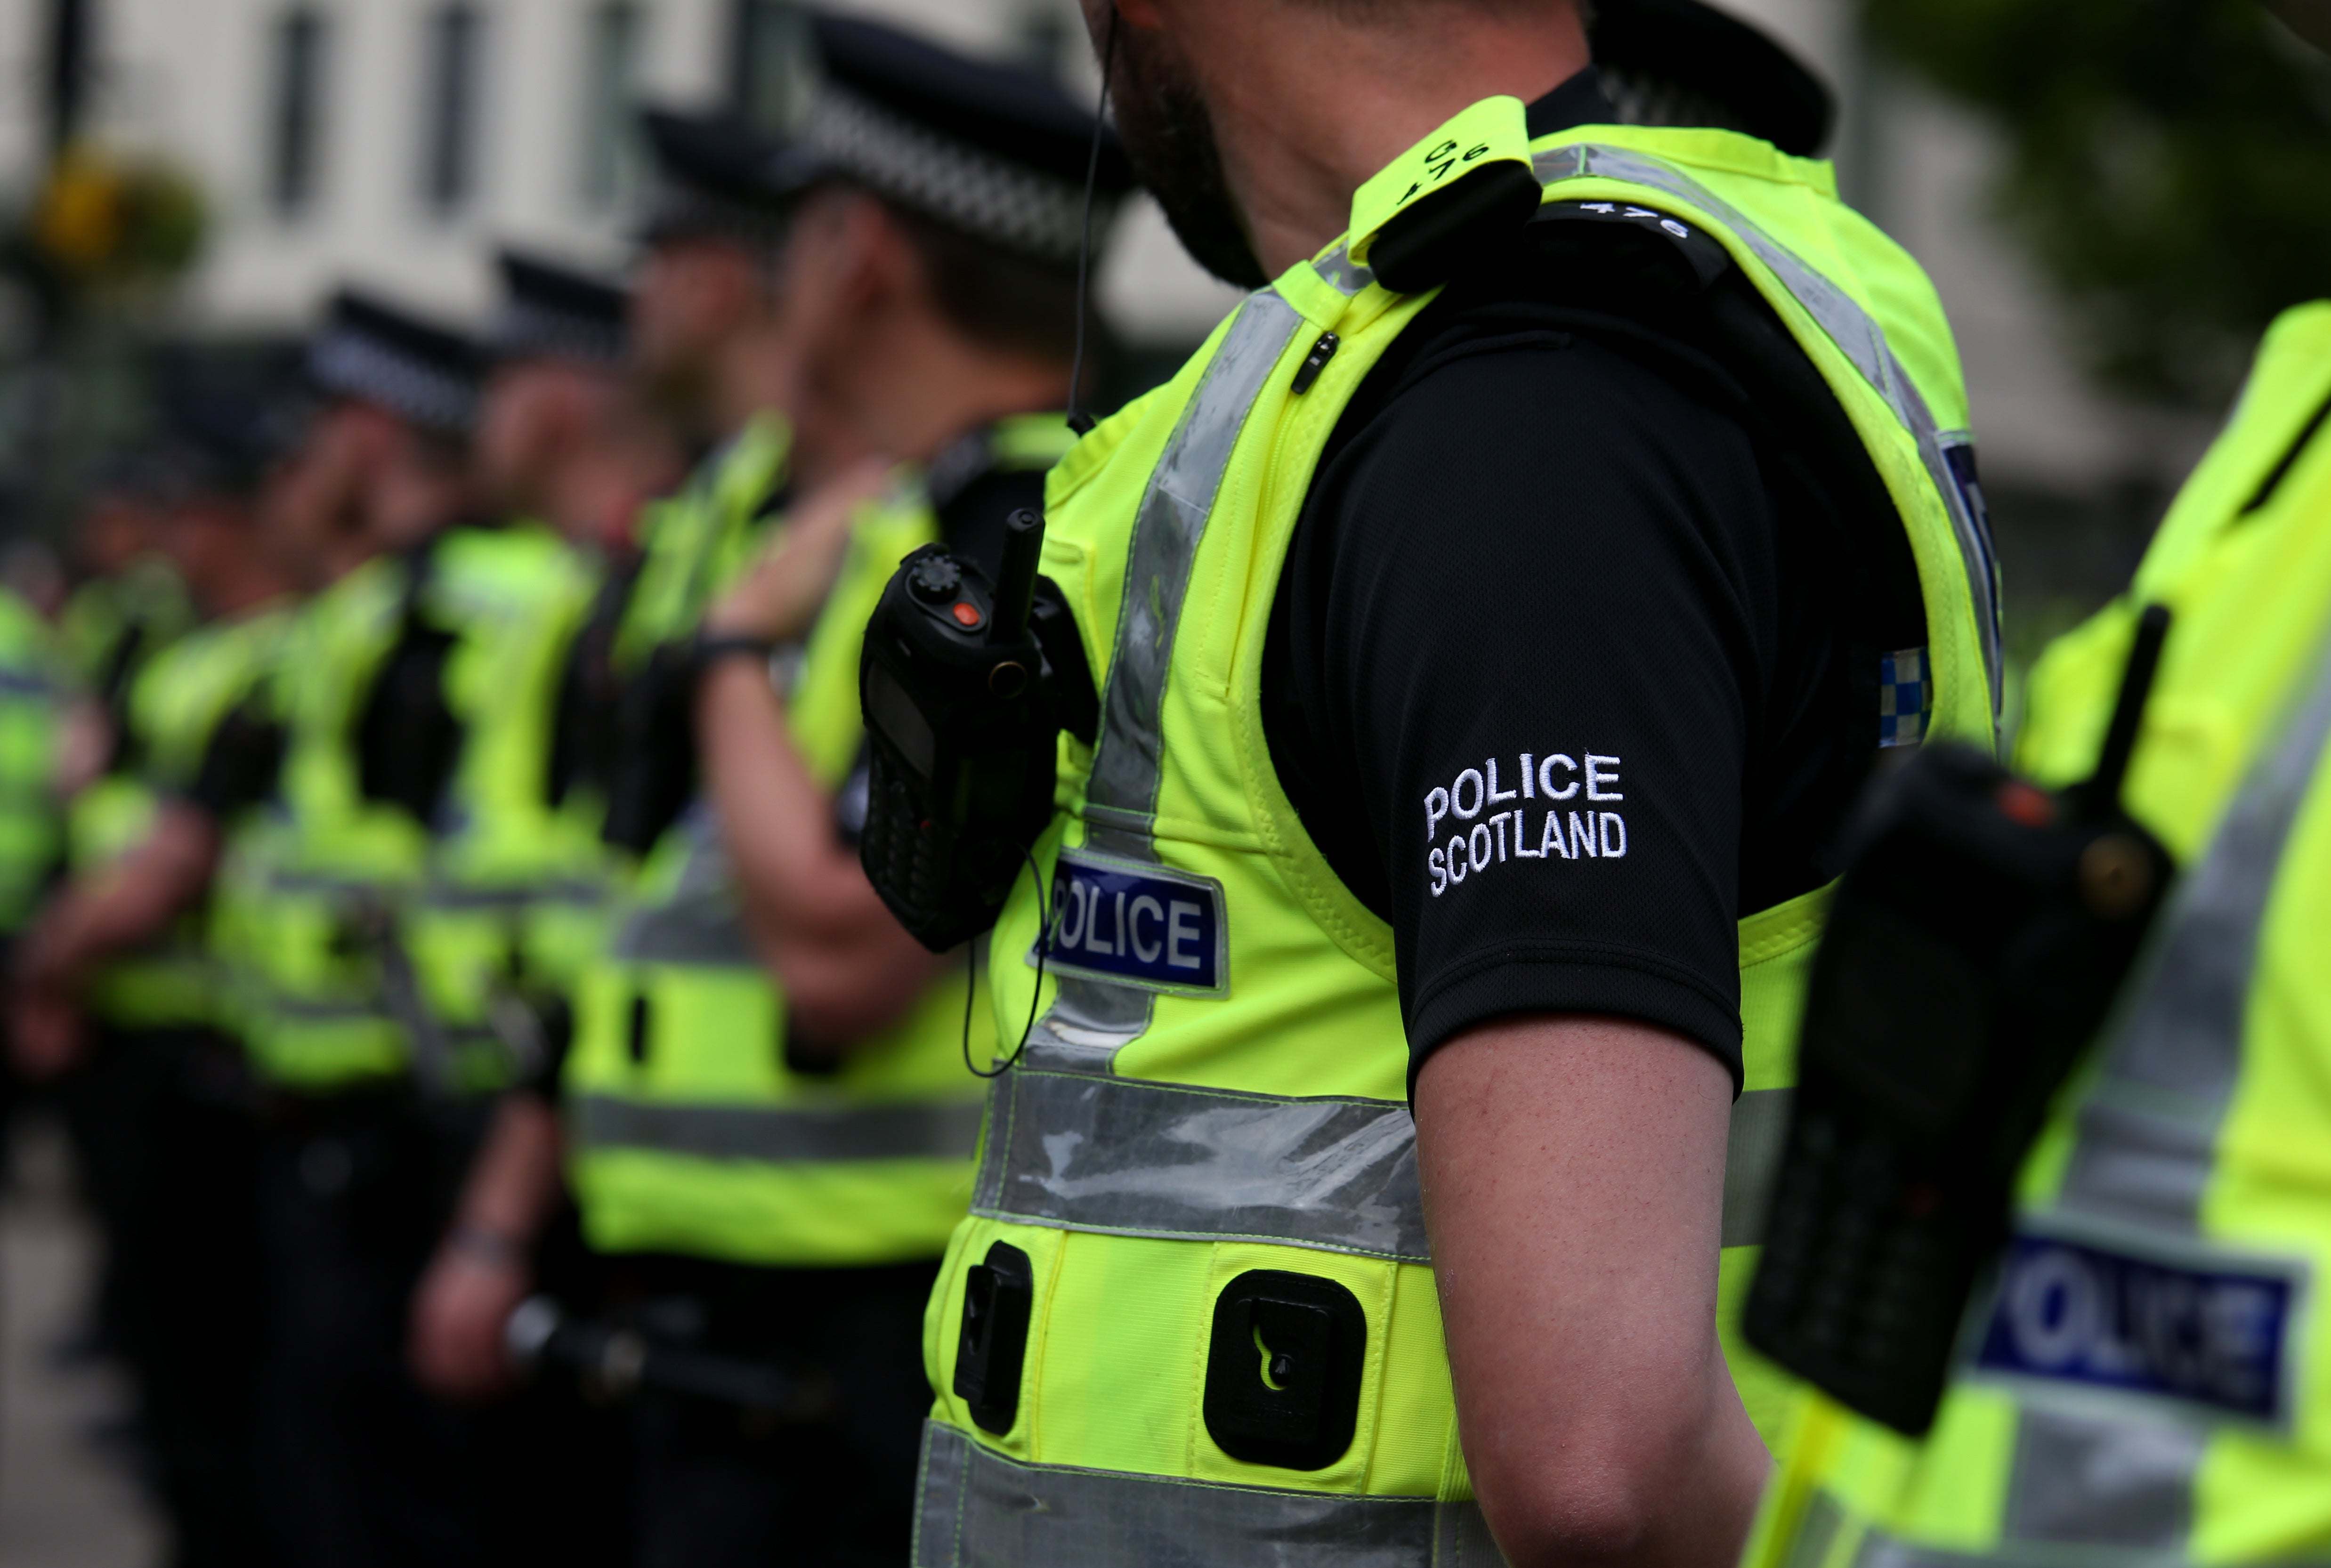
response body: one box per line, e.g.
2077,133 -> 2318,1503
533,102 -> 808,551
0,1114 -> 161,1568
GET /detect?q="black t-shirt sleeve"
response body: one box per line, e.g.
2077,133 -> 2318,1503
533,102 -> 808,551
1268,333 -> 1788,1092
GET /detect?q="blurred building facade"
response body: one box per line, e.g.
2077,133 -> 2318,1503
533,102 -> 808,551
0,0 -> 2217,608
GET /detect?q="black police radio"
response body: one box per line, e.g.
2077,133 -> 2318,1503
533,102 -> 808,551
1745,606 -> 2176,1436
859,508 -> 1095,954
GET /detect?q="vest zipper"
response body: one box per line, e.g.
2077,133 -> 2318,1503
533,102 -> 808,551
1290,331 -> 1340,394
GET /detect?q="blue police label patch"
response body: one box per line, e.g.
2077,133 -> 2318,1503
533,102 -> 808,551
1971,1215 -> 2307,1428
1028,850 -> 1228,997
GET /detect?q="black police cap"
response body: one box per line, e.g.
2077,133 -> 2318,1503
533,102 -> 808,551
636,107 -> 796,249
304,289 -> 483,438
490,249 -> 628,368
1593,0 -> 1835,158
148,372 -> 280,500
776,12 -> 1135,267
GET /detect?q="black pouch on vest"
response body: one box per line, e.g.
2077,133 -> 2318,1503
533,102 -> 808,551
601,640 -> 699,856
355,549 -> 463,826
1744,607 -> 2177,1435
859,508 -> 1095,953
954,1242 -> 1034,1435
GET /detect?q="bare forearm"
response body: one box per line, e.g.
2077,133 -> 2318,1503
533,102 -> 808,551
453,1093 -> 567,1245
1418,1015 -> 1768,1567
697,658 -> 869,930
696,658 -> 951,1043
38,804 -> 221,986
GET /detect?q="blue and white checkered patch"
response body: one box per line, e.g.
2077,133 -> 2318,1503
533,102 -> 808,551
1879,647 -> 1932,748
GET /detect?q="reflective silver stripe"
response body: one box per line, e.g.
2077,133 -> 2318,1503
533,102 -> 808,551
417,879 -> 607,912
1311,243 -> 1376,298
971,1068 -> 1427,1261
570,1093 -> 984,1164
1778,1486 -> 1849,1568
1025,291 -> 1307,1074
607,898 -> 758,967
263,869 -> 404,897
259,994 -> 498,1047
2000,1411 -> 2200,1550
975,1068 -> 1790,1261
913,1422 -> 1507,1568
607,810 -> 759,968
1985,624 -> 2331,1544
262,996 -> 392,1024
1535,143 -> 2003,719
1722,1087 -> 1792,1248
2058,624 -> 2331,1233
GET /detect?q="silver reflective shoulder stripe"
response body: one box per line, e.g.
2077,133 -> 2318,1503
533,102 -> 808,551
1535,143 -> 2003,720
1984,622 -> 2331,1549
1023,291 -> 1307,1075
570,1093 -> 983,1164
913,1422 -> 1508,1568
971,1068 -> 1792,1261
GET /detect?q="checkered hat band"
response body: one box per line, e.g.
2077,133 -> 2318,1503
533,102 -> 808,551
809,86 -> 1104,265
490,301 -> 624,367
307,331 -> 477,436
1878,646 -> 1933,749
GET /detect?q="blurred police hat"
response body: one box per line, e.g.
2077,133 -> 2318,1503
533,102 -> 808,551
767,12 -> 1136,267
304,289 -> 483,438
635,108 -> 795,249
1592,0 -> 1835,158
488,249 -> 628,368
148,373 -> 279,501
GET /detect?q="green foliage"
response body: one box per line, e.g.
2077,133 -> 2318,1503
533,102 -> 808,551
1866,0 -> 2331,404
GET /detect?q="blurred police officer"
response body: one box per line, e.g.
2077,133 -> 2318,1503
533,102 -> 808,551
894,0 -> 1998,1563
413,21 -> 1130,1565
0,580 -> 60,966
1743,2 -> 2331,1561
407,253 -> 677,1423
9,385 -> 296,1568
56,459 -> 195,789
222,289 -> 591,1568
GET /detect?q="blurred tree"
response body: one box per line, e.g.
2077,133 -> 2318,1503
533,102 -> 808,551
1867,0 -> 2331,404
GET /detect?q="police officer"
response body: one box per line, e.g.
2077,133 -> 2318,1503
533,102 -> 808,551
895,1 -> 1996,1564
401,110 -> 818,1411
56,459 -> 195,778
418,24 -> 1129,1565
8,386 -> 296,1568
0,580 -> 59,962
1741,2 -> 2331,1560
407,252 -> 678,1419
225,289 -> 589,1568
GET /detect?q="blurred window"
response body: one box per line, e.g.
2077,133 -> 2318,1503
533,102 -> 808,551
731,0 -> 812,137
580,2 -> 642,210
421,4 -> 486,214
267,8 -> 329,215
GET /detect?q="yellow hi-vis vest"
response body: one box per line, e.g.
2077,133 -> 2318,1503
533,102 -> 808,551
228,525 -> 592,1093
403,525 -> 609,1041
564,418 -> 1074,1269
0,587 -> 60,936
1746,301 -> 2331,1568
77,603 -> 291,1028
912,105 -> 1997,1566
